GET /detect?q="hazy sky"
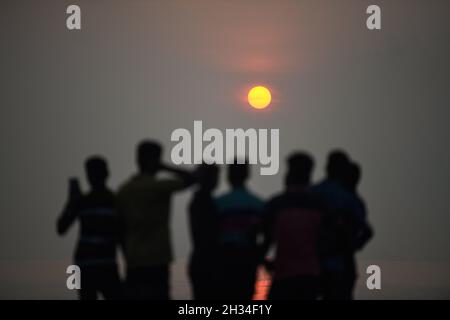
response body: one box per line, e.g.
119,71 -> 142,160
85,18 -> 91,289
1,0 -> 450,297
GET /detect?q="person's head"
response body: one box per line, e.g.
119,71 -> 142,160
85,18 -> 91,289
285,152 -> 314,188
85,156 -> 109,190
137,140 -> 162,175
196,163 -> 219,192
228,158 -> 249,188
343,161 -> 362,193
326,150 -> 350,182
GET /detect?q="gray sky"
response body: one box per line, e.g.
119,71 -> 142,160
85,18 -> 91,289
1,0 -> 450,298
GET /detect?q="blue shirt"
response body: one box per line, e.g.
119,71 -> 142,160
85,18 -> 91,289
215,187 -> 264,248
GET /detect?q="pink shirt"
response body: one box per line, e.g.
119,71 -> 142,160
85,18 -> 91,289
273,207 -> 322,280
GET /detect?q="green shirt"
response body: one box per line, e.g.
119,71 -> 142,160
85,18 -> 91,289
117,174 -> 184,268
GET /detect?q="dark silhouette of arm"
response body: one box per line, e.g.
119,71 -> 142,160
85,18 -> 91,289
115,198 -> 126,250
353,200 -> 374,251
355,221 -> 374,251
259,202 -> 275,266
56,201 -> 78,235
160,163 -> 196,189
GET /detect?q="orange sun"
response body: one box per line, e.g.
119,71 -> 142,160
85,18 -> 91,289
248,86 -> 271,109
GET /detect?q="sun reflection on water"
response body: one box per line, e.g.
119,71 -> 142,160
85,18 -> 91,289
253,267 -> 272,300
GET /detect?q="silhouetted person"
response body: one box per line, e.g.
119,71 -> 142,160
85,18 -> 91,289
188,164 -> 220,300
116,140 -> 194,300
262,152 -> 325,300
312,150 -> 365,300
215,160 -> 264,300
340,161 -> 374,299
57,156 -> 122,300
